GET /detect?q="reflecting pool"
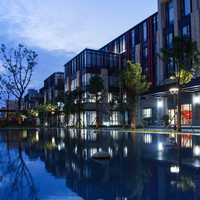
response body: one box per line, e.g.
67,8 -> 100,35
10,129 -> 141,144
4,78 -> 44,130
0,128 -> 200,200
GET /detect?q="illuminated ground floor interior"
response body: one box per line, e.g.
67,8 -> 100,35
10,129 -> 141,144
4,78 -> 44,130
140,91 -> 200,127
67,111 -> 129,127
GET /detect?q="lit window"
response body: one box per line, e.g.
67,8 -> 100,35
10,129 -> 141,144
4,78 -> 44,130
71,79 -> 78,91
110,112 -> 120,126
86,111 -> 96,126
114,41 -> 118,53
108,93 -> 112,103
82,73 -> 91,87
119,36 -> 126,53
143,108 -> 152,118
181,104 -> 192,125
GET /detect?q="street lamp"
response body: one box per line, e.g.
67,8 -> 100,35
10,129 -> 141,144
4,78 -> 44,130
169,87 -> 179,129
169,87 -> 179,95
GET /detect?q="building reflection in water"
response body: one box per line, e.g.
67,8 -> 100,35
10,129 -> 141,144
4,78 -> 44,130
0,129 -> 200,199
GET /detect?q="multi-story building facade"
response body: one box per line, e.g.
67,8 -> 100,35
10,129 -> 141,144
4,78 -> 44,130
64,0 -> 200,127
141,0 -> 200,127
24,89 -> 41,110
43,72 -> 64,105
65,49 -> 122,126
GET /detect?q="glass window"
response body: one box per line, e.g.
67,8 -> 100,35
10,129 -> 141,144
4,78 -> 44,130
166,32 -> 173,48
182,25 -> 190,37
122,35 -> 126,53
110,112 -> 120,126
167,57 -> 174,76
143,108 -> 152,118
143,22 -> 147,42
183,0 -> 191,16
114,41 -> 118,53
71,78 -> 78,91
132,30 -> 135,47
181,104 -> 192,125
82,73 -> 91,87
143,47 -> 148,59
86,53 -> 91,67
86,111 -> 96,126
153,15 -> 157,32
84,51 -> 87,67
96,54 -> 101,66
167,1 -> 174,24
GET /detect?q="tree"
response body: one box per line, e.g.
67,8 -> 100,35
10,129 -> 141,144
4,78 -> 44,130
89,75 -> 104,128
0,76 -> 10,106
63,92 -> 76,127
160,36 -> 200,131
121,61 -> 150,130
0,44 -> 38,110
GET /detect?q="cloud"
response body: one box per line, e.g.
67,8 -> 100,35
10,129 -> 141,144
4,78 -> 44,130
0,0 -> 157,53
28,48 -> 75,89
0,0 -> 93,52
0,0 -> 157,90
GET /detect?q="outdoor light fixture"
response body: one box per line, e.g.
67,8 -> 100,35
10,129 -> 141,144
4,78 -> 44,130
193,94 -> 200,105
157,99 -> 163,108
36,131 -> 39,141
52,137 -> 55,145
58,142 -> 65,151
158,142 -> 164,151
193,145 -> 200,157
169,87 -> 179,95
170,165 -> 180,174
169,75 -> 176,80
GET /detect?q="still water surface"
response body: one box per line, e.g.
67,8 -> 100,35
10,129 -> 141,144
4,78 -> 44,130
0,128 -> 200,200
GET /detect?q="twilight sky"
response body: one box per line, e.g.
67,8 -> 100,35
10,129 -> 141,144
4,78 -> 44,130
0,0 -> 157,89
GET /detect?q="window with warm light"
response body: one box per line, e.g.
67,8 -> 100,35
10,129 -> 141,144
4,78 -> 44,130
143,108 -> 152,118
181,104 -> 192,125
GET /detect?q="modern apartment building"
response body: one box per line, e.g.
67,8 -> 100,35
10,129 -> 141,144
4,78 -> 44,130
141,0 -> 200,127
65,49 -> 121,126
43,72 -> 64,105
24,89 -> 41,110
64,0 -> 200,127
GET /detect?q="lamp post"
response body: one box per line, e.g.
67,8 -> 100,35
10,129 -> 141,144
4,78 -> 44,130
169,87 -> 179,131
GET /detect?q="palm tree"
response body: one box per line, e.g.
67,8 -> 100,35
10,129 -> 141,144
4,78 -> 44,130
89,75 -> 104,128
121,61 -> 150,130
159,36 -> 200,132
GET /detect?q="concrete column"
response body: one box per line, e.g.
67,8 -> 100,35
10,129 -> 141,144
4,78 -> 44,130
77,70 -> 80,87
100,69 -> 108,91
135,44 -> 141,64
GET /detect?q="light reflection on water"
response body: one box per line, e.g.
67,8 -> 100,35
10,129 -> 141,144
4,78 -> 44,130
0,129 -> 200,200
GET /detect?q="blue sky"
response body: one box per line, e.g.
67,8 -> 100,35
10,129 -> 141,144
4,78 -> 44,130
0,0 -> 157,89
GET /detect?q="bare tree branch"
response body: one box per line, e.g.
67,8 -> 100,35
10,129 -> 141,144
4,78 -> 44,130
0,44 -> 38,110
